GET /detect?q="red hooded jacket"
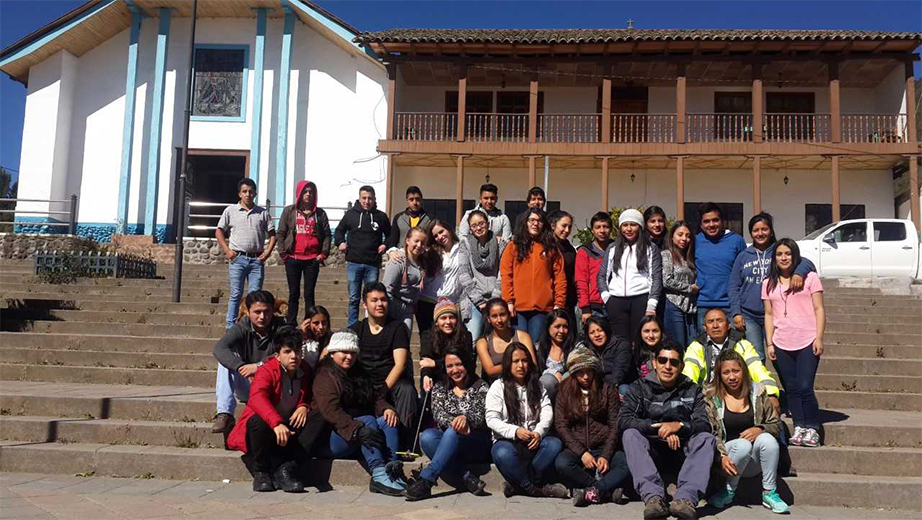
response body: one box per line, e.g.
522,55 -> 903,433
227,356 -> 313,453
277,180 -> 331,260
575,242 -> 607,312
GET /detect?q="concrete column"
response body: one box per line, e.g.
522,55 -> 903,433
117,8 -> 143,234
144,8 -> 172,237
676,156 -> 685,220
249,8 -> 269,191
274,8 -> 295,213
831,156 -> 841,222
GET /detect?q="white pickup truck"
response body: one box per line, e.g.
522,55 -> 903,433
797,219 -> 921,278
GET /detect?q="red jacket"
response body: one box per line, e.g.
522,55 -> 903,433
575,243 -> 606,312
227,357 -> 313,453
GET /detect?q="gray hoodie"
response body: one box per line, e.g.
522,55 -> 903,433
382,256 -> 424,320
458,205 -> 512,240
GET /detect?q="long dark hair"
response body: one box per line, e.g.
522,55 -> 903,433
440,345 -> 479,389
766,238 -> 802,294
667,220 -> 696,272
538,309 -> 575,365
557,363 -> 605,423
513,207 -> 559,265
303,305 -> 332,347
611,219 -> 652,275
429,312 -> 469,365
581,316 -> 611,354
711,349 -> 753,400
482,297 -> 511,337
644,205 -> 667,247
318,354 -> 376,407
425,219 -> 459,275
501,342 -> 542,426
748,212 -> 777,247
633,315 -> 664,368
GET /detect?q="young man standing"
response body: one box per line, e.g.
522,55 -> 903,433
458,183 -> 512,240
513,186 -> 547,231
216,178 -> 277,329
276,180 -> 331,324
693,203 -> 746,333
386,186 -> 431,251
349,282 -> 419,436
575,211 -> 613,324
212,290 -> 286,435
620,341 -> 715,520
335,185 -> 391,327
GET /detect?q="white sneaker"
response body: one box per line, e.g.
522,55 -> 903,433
802,428 -> 820,447
790,426 -> 805,446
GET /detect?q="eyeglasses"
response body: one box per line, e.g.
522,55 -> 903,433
527,218 -> 543,225
656,356 -> 682,368
470,221 -> 488,230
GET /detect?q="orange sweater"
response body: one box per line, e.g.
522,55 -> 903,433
501,242 -> 567,312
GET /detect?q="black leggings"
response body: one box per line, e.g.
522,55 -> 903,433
606,293 -> 649,340
284,258 -> 321,324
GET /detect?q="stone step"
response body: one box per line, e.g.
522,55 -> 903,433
822,297 -> 922,308
824,321 -> 922,335
825,313 -> 920,325
1,348 -> 215,371
783,409 -> 922,449
0,274 -> 350,288
0,298 -> 223,315
811,373 -> 922,394
824,331 -> 922,346
824,305 -> 922,317
829,344 -> 922,360
1,320 -> 226,339
1,291 -> 215,303
817,390 -> 922,412
0,363 -> 215,388
812,356 -> 922,377
0,309 -> 225,326
0,283 -> 225,299
0,416 -> 222,449
0,332 -> 213,354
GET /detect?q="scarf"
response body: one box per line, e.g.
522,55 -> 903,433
467,231 -> 499,272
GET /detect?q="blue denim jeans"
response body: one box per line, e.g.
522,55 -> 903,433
465,304 -> 485,345
347,262 -> 380,327
664,300 -> 698,348
743,312 -> 766,361
773,345 -> 821,430
696,306 -> 731,336
226,255 -> 265,328
419,427 -> 492,483
491,436 -> 562,490
314,415 -> 399,471
515,310 -> 546,345
215,360 -> 251,415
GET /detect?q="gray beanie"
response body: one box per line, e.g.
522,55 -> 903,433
326,330 -> 360,354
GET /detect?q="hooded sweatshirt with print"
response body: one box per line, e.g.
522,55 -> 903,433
334,199 -> 391,266
277,180 -> 331,259
728,243 -> 816,319
694,230 -> 747,308
386,207 -> 432,250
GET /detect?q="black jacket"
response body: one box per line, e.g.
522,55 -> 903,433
213,316 -> 285,371
559,238 -> 577,309
334,201 -> 391,266
599,336 -> 636,388
618,371 -> 710,440
386,208 -> 432,250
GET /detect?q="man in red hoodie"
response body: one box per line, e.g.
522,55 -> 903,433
575,212 -> 613,324
276,181 -> 331,324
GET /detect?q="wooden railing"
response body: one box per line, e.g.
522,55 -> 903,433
764,113 -> 832,143
538,114 -> 601,143
612,114 -> 677,143
394,112 -> 457,141
465,113 -> 529,142
688,113 -> 754,143
842,114 -> 909,143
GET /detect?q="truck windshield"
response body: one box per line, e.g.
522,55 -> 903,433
803,223 -> 836,240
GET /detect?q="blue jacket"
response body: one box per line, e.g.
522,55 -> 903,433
729,245 -> 816,319
694,230 -> 747,308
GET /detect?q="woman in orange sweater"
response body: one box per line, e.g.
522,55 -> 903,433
501,208 -> 567,344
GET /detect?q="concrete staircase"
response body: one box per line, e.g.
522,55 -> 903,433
1,259 -> 921,511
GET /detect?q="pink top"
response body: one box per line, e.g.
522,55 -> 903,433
761,271 -> 823,351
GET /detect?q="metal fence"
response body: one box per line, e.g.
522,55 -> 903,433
0,195 -> 78,234
34,250 -> 157,279
183,199 -> 349,237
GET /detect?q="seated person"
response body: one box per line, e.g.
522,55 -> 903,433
620,340 -> 715,520
212,290 -> 286,434
475,298 -> 538,385
633,315 -> 665,382
404,346 -> 491,501
226,327 -> 313,493
705,350 -> 788,514
536,309 -> 576,401
420,298 -> 474,392
554,347 -> 631,507
299,305 -> 331,368
579,316 -> 636,396
684,309 -> 780,413
485,342 -> 569,499
349,282 -> 419,434
305,330 -> 406,496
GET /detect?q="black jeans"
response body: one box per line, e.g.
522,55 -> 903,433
244,414 -> 310,473
415,299 -> 436,356
284,258 -> 321,324
555,448 -> 631,495
606,293 -> 649,340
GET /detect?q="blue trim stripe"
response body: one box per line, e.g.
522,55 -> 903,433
286,0 -> 376,58
189,44 -> 250,123
249,8 -> 269,190
275,8 -> 295,213
144,8 -> 172,236
117,8 -> 143,235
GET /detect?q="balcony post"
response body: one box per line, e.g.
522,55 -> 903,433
386,65 -> 396,140
602,78 -> 612,144
528,156 -> 537,187
385,153 -> 395,216
457,67 -> 467,142
831,155 -> 841,222
601,157 -> 610,210
752,155 -> 762,214
455,155 -> 466,226
676,62 -> 687,143
829,60 -> 841,143
675,156 -> 685,219
752,62 -> 763,143
910,156 -> 920,233
529,77 -> 539,143
905,58 -> 917,143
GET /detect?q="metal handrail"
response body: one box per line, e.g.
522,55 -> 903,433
0,210 -> 72,215
0,194 -> 78,235
0,198 -> 72,204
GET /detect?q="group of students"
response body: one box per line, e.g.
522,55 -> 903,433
211,178 -> 827,519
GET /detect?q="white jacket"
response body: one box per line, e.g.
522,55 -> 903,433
485,378 -> 553,442
598,241 -> 663,314
421,241 -> 467,303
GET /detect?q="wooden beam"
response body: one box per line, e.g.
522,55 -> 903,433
455,155 -> 465,226
676,62 -> 687,144
601,157 -> 610,210
385,154 -> 395,216
457,67 -> 467,142
831,155 -> 841,222
911,157 -> 921,233
529,78 -> 539,143
870,41 -> 889,53
676,156 -> 685,220
602,78 -> 612,143
829,60 -> 841,143
752,62 -> 763,143
386,65 -> 396,140
752,156 -> 762,214
906,58 -> 917,144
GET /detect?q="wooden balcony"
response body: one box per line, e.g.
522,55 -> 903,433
465,113 -> 528,142
764,114 -> 832,143
612,114 -> 677,143
842,114 -> 910,143
394,112 -> 457,141
539,114 -> 601,143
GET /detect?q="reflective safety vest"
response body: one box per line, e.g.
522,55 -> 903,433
682,331 -> 780,397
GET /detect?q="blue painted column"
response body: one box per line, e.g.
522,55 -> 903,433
249,8 -> 269,192
144,8 -> 172,237
275,7 -> 295,214
117,8 -> 143,234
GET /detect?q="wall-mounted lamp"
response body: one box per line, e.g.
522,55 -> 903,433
783,175 -> 790,185
485,174 -> 491,183
630,173 -> 636,183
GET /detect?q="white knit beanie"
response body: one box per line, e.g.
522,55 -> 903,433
326,330 -> 360,354
619,209 -> 644,227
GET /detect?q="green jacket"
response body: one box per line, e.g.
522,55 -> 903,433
705,383 -> 782,457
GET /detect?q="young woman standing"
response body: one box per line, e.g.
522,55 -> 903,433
763,239 -> 825,448
662,221 -> 698,347
598,209 -> 662,340
382,227 -> 427,334
706,350 -> 789,514
458,210 -> 507,342
536,309 -> 576,399
486,343 -> 568,499
475,298 -> 538,384
644,206 -> 667,250
501,208 -> 567,344
548,210 -> 578,328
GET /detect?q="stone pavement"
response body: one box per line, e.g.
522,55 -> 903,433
1,472 -> 918,520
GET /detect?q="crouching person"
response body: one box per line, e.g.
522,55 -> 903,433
486,342 -> 569,499
405,346 -> 491,501
554,347 -> 631,507
226,327 -> 313,493
307,330 -> 406,496
706,350 -> 788,514
620,340 -> 715,520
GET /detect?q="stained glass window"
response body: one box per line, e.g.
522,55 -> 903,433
193,47 -> 246,118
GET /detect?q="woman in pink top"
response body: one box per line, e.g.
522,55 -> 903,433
761,238 -> 826,448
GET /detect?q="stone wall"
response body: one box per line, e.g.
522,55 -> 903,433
181,238 -> 348,267
0,233 -> 113,259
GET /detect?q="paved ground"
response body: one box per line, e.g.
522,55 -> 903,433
1,473 -> 919,520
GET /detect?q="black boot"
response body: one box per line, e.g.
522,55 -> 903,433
272,462 -> 305,493
404,477 -> 434,501
462,472 -> 487,496
252,471 -> 275,492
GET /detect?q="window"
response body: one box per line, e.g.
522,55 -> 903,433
497,91 -> 544,114
874,222 -> 907,242
805,204 -> 866,235
445,91 -> 494,114
766,92 -> 815,114
192,45 -> 249,121
684,202 -> 744,236
830,222 -> 867,243
713,93 -> 753,141
422,199 -> 476,230
505,200 -> 561,230
715,92 -> 752,113
766,93 -> 817,140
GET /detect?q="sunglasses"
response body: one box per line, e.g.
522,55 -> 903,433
656,356 -> 682,368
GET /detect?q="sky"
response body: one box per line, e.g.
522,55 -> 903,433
1,0 -> 920,181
